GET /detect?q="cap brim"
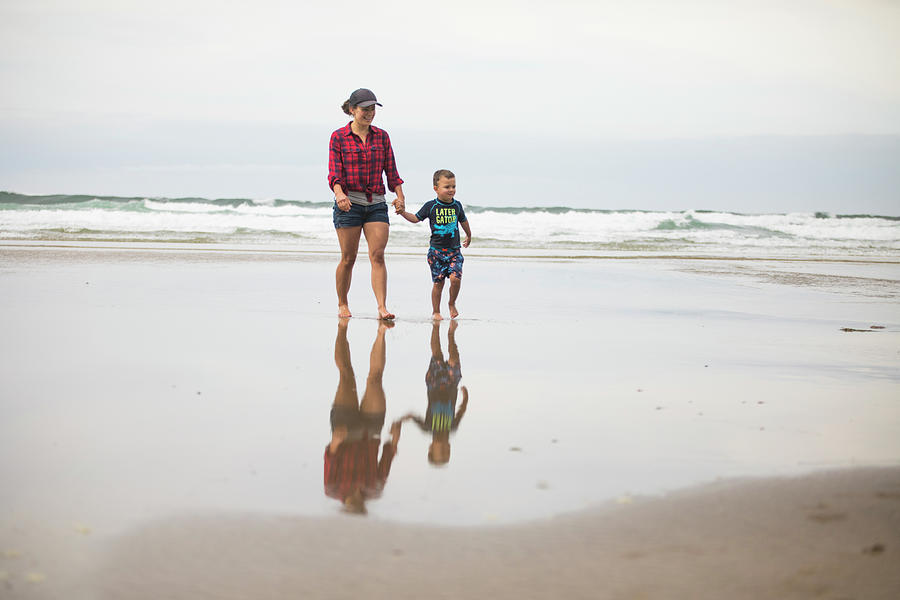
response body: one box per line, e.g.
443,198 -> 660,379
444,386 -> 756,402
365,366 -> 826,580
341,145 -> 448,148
356,100 -> 382,108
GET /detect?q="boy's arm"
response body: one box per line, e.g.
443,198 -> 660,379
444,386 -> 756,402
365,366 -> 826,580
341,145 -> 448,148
397,210 -> 421,223
402,415 -> 428,431
460,219 -> 472,248
392,198 -> 420,221
455,386 -> 469,419
452,387 -> 469,431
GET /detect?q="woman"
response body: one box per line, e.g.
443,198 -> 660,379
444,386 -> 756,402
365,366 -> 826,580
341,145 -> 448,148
324,320 -> 403,514
328,88 -> 405,319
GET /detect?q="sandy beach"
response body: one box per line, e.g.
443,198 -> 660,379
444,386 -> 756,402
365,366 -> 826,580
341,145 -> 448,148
80,467 -> 900,600
1,242 -> 898,599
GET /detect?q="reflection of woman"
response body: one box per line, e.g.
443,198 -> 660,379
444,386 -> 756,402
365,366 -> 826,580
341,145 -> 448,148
324,320 -> 402,514
328,88 -> 405,320
402,320 -> 468,465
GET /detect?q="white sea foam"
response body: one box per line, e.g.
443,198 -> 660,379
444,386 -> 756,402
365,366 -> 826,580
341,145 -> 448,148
2,194 -> 898,257
1,205 -> 334,240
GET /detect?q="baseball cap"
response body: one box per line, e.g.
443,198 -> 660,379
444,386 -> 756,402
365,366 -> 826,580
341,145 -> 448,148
348,88 -> 382,108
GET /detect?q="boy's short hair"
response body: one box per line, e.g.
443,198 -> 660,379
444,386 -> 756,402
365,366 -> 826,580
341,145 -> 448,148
433,169 -> 456,186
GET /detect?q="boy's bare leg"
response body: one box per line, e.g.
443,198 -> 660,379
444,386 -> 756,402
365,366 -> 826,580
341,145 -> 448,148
360,321 -> 389,415
335,227 -> 362,318
362,222 -> 394,320
447,274 -> 461,319
448,318 -> 459,365
431,279 -> 445,320
431,321 -> 444,360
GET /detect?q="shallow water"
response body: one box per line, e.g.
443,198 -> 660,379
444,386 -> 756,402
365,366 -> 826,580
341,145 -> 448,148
0,245 -> 898,537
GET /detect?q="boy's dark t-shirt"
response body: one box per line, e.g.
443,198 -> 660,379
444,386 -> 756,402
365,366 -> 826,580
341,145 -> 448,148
423,356 -> 462,433
415,198 -> 467,249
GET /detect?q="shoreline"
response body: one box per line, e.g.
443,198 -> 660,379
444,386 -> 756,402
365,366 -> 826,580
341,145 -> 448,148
3,239 -> 900,264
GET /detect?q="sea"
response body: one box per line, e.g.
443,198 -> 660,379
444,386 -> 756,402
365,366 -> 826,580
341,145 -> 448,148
2,191 -> 899,259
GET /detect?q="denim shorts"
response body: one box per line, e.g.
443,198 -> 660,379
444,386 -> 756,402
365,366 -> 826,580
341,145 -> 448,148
330,406 -> 385,440
333,201 -> 390,229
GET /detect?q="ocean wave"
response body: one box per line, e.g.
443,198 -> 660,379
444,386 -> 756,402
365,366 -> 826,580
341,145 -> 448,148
2,191 -> 899,257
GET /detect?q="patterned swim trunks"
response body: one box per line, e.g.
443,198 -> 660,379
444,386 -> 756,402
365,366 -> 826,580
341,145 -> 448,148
427,247 -> 464,283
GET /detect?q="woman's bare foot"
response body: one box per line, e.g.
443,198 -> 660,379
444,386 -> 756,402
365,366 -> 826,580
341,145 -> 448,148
449,304 -> 459,319
338,304 -> 352,318
432,312 -> 443,321
378,306 -> 395,320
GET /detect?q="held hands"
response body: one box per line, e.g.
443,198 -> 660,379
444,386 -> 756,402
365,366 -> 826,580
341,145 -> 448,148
392,196 -> 405,214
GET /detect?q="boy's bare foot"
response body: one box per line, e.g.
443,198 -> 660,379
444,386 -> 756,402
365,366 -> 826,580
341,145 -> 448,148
377,306 -> 395,320
432,312 -> 443,321
449,304 -> 459,319
338,304 -> 352,318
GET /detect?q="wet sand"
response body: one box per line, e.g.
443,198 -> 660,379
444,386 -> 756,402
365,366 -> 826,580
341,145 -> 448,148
83,467 -> 900,600
1,243 -> 899,598
3,468 -> 899,599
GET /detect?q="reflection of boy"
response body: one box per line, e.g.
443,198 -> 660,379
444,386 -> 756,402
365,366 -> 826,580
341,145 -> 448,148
394,169 -> 472,320
403,321 -> 469,465
324,321 -> 402,514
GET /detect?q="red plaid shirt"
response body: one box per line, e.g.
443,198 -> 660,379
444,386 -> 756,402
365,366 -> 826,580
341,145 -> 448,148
324,440 -> 396,502
328,123 -> 403,199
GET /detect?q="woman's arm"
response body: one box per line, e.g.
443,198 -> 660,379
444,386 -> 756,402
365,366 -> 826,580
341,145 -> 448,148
382,131 -> 404,193
392,183 -> 405,214
333,183 -> 351,212
328,132 -> 351,211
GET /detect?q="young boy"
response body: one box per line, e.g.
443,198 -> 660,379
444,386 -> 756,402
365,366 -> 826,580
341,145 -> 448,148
394,169 -> 472,320
401,320 -> 469,466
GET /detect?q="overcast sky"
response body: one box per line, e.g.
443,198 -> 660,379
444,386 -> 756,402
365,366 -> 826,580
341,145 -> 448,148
2,0 -> 899,213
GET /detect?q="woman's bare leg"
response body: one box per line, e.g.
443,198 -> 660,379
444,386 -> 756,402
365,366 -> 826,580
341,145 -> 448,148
333,320 -> 358,406
362,221 -> 394,320
360,322 -> 389,415
334,227 -> 362,317
331,320 -> 358,453
335,227 -> 362,318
